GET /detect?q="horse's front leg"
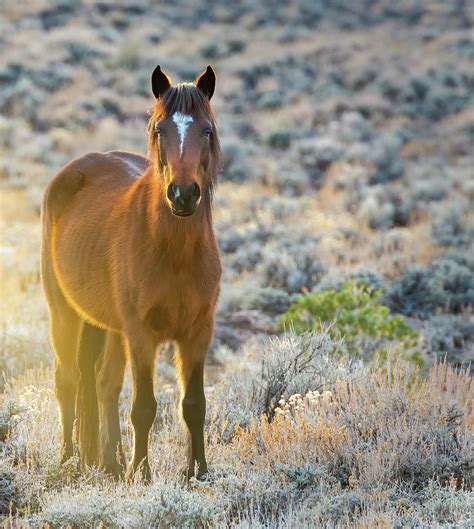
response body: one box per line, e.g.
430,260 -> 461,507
176,321 -> 213,480
125,328 -> 157,482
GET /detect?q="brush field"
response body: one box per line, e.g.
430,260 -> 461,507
1,1 -> 473,527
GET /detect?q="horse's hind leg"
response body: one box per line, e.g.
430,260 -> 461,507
49,305 -> 81,463
42,211 -> 82,462
76,321 -> 106,469
95,331 -> 126,477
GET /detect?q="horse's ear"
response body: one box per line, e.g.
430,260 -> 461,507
195,65 -> 216,100
151,65 -> 172,99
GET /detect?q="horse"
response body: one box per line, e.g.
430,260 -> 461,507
40,65 -> 222,481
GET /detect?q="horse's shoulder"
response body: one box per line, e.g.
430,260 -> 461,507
103,151 -> 149,179
43,152 -> 145,219
43,154 -> 92,220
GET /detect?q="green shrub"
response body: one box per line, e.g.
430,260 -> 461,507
279,281 -> 423,366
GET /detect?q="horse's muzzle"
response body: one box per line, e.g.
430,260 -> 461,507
167,182 -> 201,217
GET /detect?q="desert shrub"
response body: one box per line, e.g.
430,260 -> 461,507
0,461 -> 16,515
221,138 -> 255,182
41,483 -> 223,528
412,176 -> 450,202
298,136 -> 344,184
41,487 -> 124,528
0,63 -> 24,86
367,140 -> 404,184
271,56 -> 317,98
387,257 -> 474,316
279,281 -> 422,365
265,162 -> 312,195
256,91 -> 284,110
0,78 -> 48,123
266,129 -> 294,150
135,486 -> 223,528
29,65 -> 73,93
152,57 -> 197,81
241,287 -> 291,314
295,113 -> 406,189
432,206 -> 472,247
380,67 -> 472,121
423,314 -> 474,366
256,237 -> 325,294
239,63 -> 272,90
230,358 -> 473,526
329,111 -> 375,143
234,120 -> 260,142
228,242 -> 263,273
64,41 -> 105,64
352,271 -> 388,292
200,39 -> 246,59
218,232 -> 245,254
212,466 -> 299,526
357,187 -> 414,229
200,41 -> 227,60
219,223 -> 273,274
414,478 -> 474,526
39,2 -> 77,30
219,224 -> 270,257
57,90 -> 124,127
358,194 -> 396,229
227,39 -> 246,54
230,478 -> 472,528
349,64 -> 378,91
211,332 -> 358,435
218,282 -> 291,315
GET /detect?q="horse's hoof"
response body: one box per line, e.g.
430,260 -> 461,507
60,454 -> 80,473
194,472 -> 211,484
60,449 -> 74,466
126,461 -> 152,484
195,468 -> 209,482
182,462 -> 209,484
103,462 -> 125,480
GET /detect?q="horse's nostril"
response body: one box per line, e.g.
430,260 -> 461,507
167,183 -> 179,202
192,183 -> 201,199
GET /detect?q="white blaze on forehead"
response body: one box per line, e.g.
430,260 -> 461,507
172,112 -> 194,158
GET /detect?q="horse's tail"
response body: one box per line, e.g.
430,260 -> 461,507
76,322 -> 106,469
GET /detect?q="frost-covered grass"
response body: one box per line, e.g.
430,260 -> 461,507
1,334 -> 472,528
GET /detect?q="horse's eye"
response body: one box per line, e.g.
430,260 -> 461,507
155,124 -> 163,135
203,128 -> 212,138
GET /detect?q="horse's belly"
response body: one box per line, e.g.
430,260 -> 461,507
56,270 -> 121,330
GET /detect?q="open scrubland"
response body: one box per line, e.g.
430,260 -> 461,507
1,1 -> 473,527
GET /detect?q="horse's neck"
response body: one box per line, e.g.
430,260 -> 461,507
141,169 -> 214,262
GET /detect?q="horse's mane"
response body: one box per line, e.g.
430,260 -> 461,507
147,83 -> 221,200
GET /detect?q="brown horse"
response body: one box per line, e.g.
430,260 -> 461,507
40,65 -> 222,481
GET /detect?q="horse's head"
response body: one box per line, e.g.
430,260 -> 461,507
148,65 -> 221,218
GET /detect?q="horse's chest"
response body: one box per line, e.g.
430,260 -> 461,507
144,265 -> 216,340
146,300 -> 205,340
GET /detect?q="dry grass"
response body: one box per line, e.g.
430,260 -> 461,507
0,335 -> 472,527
